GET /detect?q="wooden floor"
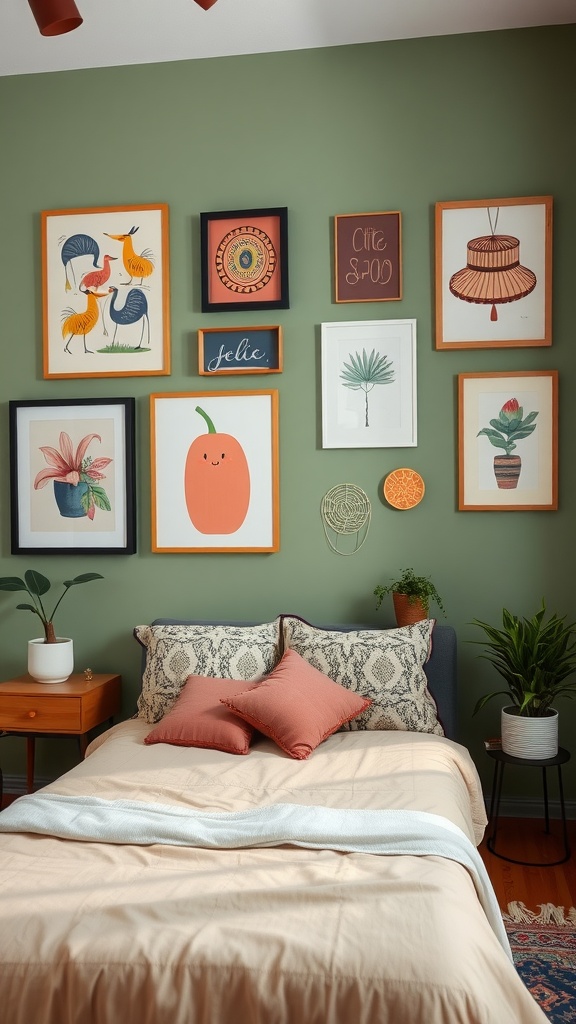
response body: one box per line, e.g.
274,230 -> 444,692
479,816 -> 576,911
1,789 -> 575,911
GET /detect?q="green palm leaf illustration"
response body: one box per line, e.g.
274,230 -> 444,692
340,348 -> 395,426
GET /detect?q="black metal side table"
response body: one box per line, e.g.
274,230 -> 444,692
486,747 -> 571,866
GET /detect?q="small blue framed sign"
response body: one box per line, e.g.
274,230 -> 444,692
198,325 -> 283,376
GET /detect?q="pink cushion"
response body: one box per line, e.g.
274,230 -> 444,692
220,648 -> 371,760
144,675 -> 256,755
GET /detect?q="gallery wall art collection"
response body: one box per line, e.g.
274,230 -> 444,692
12,194 -> 556,556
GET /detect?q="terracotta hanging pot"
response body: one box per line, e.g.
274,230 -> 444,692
493,455 -> 522,489
392,593 -> 428,628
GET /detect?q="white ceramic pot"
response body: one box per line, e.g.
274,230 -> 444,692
501,705 -> 559,760
27,637 -> 74,684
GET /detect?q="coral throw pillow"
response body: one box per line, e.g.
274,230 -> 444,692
221,649 -> 371,760
144,675 -> 256,755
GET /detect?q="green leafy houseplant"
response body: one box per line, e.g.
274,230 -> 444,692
374,567 -> 445,615
471,601 -> 576,717
0,569 -> 103,644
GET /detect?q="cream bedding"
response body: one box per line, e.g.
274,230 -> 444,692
0,722 -> 547,1024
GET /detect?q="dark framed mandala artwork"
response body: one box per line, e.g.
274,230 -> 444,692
200,207 -> 289,312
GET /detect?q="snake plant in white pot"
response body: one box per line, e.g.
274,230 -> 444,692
471,601 -> 576,759
0,569 -> 103,683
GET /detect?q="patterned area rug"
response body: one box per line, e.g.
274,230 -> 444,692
504,903 -> 576,1023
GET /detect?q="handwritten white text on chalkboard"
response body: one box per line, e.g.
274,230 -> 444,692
207,337 -> 266,372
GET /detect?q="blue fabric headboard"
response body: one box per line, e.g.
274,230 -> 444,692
146,618 -> 458,741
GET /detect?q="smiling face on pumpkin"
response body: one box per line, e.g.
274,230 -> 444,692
185,431 -> 251,535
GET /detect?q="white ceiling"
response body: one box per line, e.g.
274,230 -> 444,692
1,0 -> 575,79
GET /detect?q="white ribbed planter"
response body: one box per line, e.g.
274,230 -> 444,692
501,705 -> 559,760
28,637 -> 74,684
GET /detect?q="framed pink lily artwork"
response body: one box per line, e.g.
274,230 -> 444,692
9,398 -> 136,554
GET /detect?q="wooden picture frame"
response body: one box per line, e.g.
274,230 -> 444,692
150,390 -> 280,553
435,196 -> 553,349
334,211 -> 402,303
200,207 -> 289,312
9,398 -> 136,554
321,319 -> 417,449
458,371 -> 558,511
41,203 -> 171,378
198,325 -> 283,376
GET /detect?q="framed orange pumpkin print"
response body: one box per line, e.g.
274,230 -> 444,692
150,390 -> 280,552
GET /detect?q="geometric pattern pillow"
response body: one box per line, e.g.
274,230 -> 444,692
134,619 -> 281,724
281,615 -> 443,736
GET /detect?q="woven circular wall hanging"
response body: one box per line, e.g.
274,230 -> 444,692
321,483 -> 371,555
383,468 -> 425,510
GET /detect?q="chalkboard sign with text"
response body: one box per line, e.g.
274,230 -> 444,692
334,211 -> 402,303
198,325 -> 283,375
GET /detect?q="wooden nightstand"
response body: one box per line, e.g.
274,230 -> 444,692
0,672 -> 121,796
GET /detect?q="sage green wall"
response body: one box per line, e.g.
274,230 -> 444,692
1,26 -> 575,799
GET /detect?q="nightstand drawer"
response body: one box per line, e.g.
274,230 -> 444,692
0,696 -> 82,732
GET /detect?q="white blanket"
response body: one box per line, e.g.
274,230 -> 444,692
0,793 -> 510,958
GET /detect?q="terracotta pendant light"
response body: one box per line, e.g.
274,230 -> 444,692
27,0 -> 83,35
193,0 -> 219,7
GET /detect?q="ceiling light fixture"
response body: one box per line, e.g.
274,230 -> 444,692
27,0 -> 82,36
27,0 -> 218,37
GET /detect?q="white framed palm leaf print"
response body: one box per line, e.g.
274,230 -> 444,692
321,319 -> 417,448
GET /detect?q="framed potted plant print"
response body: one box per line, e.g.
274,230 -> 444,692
150,390 -> 279,553
435,196 -> 553,349
9,398 -> 136,554
200,207 -> 289,312
321,319 -> 417,448
458,371 -> 558,511
41,203 -> 171,378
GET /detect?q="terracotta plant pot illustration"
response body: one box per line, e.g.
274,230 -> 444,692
493,455 -> 522,490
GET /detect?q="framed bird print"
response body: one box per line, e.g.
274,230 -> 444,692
435,196 -> 553,349
41,203 -> 171,378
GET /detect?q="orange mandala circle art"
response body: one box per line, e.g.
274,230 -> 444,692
383,468 -> 425,510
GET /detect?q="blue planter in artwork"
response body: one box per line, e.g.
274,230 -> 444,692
53,481 -> 88,518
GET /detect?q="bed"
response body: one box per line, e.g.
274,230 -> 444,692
0,615 -> 547,1024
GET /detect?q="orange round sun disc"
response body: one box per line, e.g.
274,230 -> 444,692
383,468 -> 425,510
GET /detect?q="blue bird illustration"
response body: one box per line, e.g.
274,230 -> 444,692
104,286 -> 150,348
61,233 -> 101,292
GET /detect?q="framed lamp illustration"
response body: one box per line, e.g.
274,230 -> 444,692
435,196 -> 552,349
200,207 -> 289,312
9,398 -> 136,554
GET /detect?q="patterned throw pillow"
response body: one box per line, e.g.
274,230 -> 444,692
281,615 -> 443,735
134,620 -> 281,723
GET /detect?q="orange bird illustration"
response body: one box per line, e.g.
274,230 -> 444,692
61,288 -> 108,354
104,226 -> 154,286
80,254 -> 117,292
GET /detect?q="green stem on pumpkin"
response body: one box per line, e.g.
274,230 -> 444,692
195,406 -> 216,434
